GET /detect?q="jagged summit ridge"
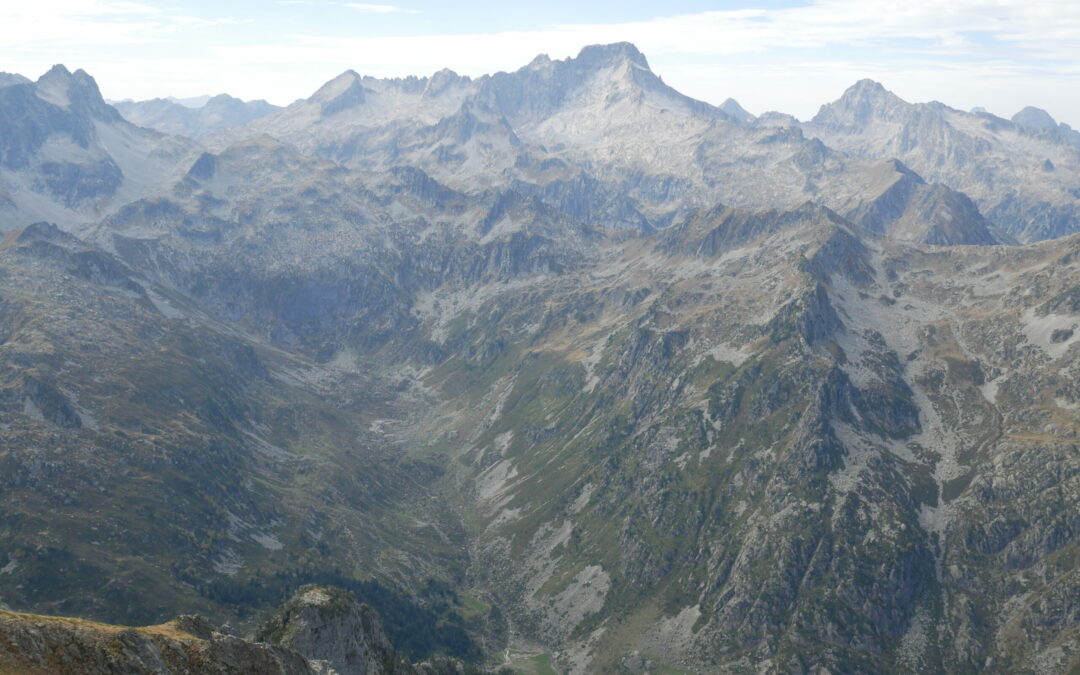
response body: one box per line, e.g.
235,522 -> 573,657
811,78 -> 910,127
5,46 -> 1043,248
33,64 -> 118,121
801,76 -> 1080,240
0,65 -> 197,229
720,97 -> 754,122
310,69 -> 363,104
573,41 -> 651,70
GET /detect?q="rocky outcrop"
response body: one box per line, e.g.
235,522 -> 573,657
840,161 -> 1001,246
0,610 -> 319,674
256,586 -> 416,675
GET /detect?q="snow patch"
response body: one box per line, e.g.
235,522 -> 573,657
979,371 -> 1005,404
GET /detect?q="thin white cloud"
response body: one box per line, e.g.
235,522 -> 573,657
343,3 -> 418,14
0,1 -> 162,46
0,0 -> 239,47
199,1 -> 1080,80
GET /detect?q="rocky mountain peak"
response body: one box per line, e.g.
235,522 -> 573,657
848,77 -> 886,93
813,78 -> 909,127
720,97 -> 754,122
200,93 -> 279,120
1012,105 -> 1058,131
205,92 -> 243,106
574,41 -> 650,71
113,92 -> 280,140
34,64 -> 111,115
39,63 -> 73,80
35,65 -> 71,98
310,69 -> 366,115
525,53 -> 553,70
476,41 -> 708,131
424,67 -> 469,98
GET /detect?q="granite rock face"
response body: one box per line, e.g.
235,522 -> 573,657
256,586 -> 416,675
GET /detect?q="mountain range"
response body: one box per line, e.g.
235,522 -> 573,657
113,94 -> 280,141
0,43 -> 1077,674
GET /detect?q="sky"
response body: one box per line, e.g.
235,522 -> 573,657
3,0 -> 1080,126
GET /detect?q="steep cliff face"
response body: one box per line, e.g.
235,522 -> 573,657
834,160 -> 1002,246
256,586 -> 414,675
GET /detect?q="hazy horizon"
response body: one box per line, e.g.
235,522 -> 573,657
4,0 -> 1079,127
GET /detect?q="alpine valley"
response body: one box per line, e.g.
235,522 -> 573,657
0,43 -> 1077,674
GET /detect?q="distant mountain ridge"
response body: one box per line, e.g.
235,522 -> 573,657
114,94 -> 281,140
3,47 -> 1074,244
802,79 -> 1080,241
0,44 -> 1077,675
0,64 -> 196,229
200,43 -> 1004,246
